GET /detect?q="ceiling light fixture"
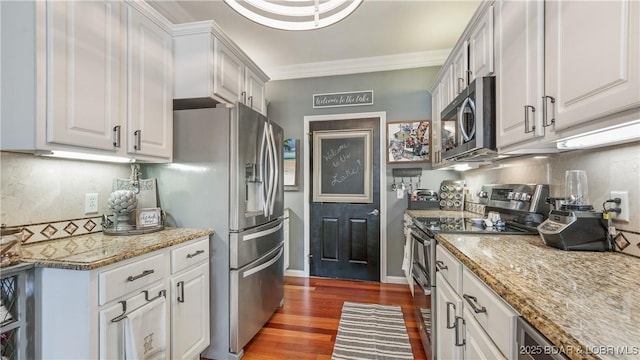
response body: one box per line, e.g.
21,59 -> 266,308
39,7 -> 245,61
223,0 -> 363,31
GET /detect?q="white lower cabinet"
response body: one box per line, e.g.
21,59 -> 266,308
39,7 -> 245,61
436,244 -> 518,360
436,272 -> 464,360
170,260 -> 210,360
36,236 -> 210,360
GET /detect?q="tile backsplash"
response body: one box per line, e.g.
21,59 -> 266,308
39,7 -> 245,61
461,142 -> 640,258
1,151 -> 130,227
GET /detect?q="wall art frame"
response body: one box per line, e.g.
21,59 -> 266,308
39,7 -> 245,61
283,138 -> 300,191
386,120 -> 431,163
312,129 -> 373,203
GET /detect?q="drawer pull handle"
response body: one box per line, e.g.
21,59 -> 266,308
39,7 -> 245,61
186,250 -> 205,259
454,316 -> 466,346
446,302 -> 456,329
127,269 -> 154,282
435,260 -> 448,271
177,281 -> 185,303
463,294 -> 487,313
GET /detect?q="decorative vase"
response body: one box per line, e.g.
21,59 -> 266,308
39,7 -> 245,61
107,190 -> 138,231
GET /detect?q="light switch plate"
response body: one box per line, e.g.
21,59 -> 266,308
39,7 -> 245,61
396,189 -> 404,199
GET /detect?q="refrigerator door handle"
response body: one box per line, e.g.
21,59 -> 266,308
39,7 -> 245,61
267,123 -> 278,216
242,247 -> 284,278
259,124 -> 269,217
264,123 -> 275,217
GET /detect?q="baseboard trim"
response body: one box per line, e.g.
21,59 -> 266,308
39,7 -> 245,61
385,276 -> 408,285
285,269 -> 306,277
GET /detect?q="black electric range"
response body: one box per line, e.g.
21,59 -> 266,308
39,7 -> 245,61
413,216 -> 539,237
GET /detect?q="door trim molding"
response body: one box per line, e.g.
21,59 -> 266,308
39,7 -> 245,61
303,111 -> 388,283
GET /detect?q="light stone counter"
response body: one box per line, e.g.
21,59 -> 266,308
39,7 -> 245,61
21,227 -> 213,270
436,233 -> 639,360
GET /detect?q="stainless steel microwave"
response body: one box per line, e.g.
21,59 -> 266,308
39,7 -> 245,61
440,76 -> 496,161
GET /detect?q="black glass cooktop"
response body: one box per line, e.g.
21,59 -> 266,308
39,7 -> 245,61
413,216 -> 539,236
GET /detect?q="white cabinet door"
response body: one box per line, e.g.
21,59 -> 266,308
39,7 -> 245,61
245,67 -> 267,115
431,85 -> 442,165
127,5 -> 173,159
451,43 -> 469,96
214,38 -> 245,104
496,0 -> 545,148
468,6 -> 494,82
436,272 -> 464,360
545,0 -> 640,131
99,282 -> 167,360
47,1 -> 124,151
441,65 -> 455,108
464,308 -> 506,360
171,262 -> 210,360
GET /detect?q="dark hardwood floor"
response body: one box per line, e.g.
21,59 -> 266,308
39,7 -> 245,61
241,276 -> 428,360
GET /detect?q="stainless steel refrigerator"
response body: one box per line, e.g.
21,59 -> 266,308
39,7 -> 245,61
145,103 -> 284,360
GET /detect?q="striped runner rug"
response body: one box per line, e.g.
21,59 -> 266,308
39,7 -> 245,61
331,302 -> 414,360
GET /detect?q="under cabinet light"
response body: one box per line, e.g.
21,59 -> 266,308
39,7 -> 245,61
38,150 -> 135,163
556,120 -> 640,150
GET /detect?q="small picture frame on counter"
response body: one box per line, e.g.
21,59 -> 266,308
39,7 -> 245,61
135,208 -> 162,229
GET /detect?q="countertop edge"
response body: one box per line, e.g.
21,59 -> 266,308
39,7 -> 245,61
22,229 -> 214,271
435,235 -> 600,360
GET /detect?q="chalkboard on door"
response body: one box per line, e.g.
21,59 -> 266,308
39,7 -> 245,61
312,129 -> 373,203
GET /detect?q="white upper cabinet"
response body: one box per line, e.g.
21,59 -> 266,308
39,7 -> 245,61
174,21 -> 270,115
0,0 -> 173,162
468,6 -> 494,83
544,0 -> 639,131
213,38 -> 245,104
451,42 -> 469,96
127,4 -> 173,160
47,1 -> 125,151
431,85 -> 443,166
495,0 -> 545,149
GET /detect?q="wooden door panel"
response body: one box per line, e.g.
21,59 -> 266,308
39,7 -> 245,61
321,218 -> 339,261
349,219 -> 368,263
310,117 -> 380,281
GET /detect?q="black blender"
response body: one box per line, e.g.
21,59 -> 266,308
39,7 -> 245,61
538,170 -> 613,251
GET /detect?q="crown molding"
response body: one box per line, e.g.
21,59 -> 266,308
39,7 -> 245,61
267,49 -> 451,81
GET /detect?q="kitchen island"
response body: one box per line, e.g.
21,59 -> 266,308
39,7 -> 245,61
437,232 -> 639,360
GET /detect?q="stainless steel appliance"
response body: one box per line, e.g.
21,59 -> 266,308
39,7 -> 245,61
516,317 -> 569,360
145,103 -> 284,360
410,184 -> 549,358
537,171 -> 612,251
440,76 -> 496,162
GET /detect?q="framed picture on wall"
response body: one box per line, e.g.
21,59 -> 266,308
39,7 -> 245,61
312,129 -> 373,203
283,139 -> 300,191
386,120 -> 431,163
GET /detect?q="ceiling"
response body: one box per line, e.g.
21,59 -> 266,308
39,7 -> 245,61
148,0 -> 481,80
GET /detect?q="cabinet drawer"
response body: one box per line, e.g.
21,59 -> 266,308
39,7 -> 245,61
436,245 -> 463,294
462,268 -> 518,359
99,253 -> 166,305
171,237 -> 210,274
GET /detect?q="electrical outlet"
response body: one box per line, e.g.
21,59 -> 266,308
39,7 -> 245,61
610,191 -> 629,223
85,193 -> 99,214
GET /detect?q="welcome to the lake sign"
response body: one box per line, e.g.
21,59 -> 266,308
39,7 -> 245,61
313,90 -> 374,108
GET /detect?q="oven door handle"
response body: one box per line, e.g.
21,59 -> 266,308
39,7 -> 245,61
410,230 -> 431,245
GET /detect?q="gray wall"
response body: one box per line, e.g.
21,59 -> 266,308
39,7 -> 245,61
266,67 -> 458,277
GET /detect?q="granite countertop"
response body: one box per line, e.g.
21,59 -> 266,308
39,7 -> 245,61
21,227 -> 213,270
405,209 -> 481,219
436,233 -> 640,360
